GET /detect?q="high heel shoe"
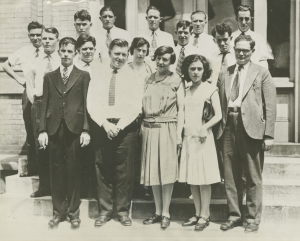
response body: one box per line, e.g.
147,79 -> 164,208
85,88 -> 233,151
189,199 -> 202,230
194,216 -> 210,231
182,215 -> 200,227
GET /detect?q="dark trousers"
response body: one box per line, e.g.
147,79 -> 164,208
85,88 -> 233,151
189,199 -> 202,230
48,120 -> 82,220
22,90 -> 37,175
94,121 -> 138,217
31,99 -> 50,192
221,111 -> 264,224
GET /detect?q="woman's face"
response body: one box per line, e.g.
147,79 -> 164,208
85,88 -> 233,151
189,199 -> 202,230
133,44 -> 148,63
188,60 -> 204,83
156,53 -> 172,73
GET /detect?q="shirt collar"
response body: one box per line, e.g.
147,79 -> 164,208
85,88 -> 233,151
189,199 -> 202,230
148,28 -> 161,36
103,25 -> 115,33
235,61 -> 250,71
238,29 -> 251,35
60,64 -> 74,76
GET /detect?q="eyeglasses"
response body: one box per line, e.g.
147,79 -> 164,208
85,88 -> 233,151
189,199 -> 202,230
238,17 -> 251,22
234,48 -> 251,54
29,34 -> 41,37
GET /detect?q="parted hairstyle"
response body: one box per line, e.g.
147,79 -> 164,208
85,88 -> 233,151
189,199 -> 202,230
59,37 -> 76,50
153,46 -> 176,64
237,5 -> 254,18
190,10 -> 207,20
42,27 -> 59,39
129,37 -> 150,56
100,6 -> 116,16
234,34 -> 255,50
176,20 -> 193,32
211,23 -> 232,38
109,38 -> 129,51
181,55 -> 212,82
28,21 -> 44,32
76,34 -> 96,50
146,5 -> 162,16
74,9 -> 91,21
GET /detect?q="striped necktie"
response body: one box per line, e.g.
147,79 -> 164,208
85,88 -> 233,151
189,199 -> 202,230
193,33 -> 199,47
62,67 -> 68,85
106,30 -> 112,48
230,65 -> 243,101
108,69 -> 118,106
176,46 -> 185,76
151,31 -> 157,49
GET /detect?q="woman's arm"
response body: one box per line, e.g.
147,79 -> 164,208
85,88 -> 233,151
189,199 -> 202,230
176,82 -> 185,145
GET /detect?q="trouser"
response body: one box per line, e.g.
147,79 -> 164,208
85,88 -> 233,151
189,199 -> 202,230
22,90 -> 37,175
94,120 -> 138,217
31,98 -> 50,192
221,110 -> 264,224
49,119 -> 82,220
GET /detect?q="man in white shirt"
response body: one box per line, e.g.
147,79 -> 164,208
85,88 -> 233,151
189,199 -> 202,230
93,6 -> 132,65
188,10 -> 217,59
231,5 -> 273,69
30,27 -> 60,198
2,21 -> 43,178
88,39 -> 143,227
74,9 -> 92,38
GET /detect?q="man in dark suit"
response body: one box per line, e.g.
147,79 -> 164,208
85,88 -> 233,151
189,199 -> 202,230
216,35 -> 276,233
38,37 -> 91,229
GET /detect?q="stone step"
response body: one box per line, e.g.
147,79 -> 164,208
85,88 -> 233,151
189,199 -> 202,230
266,143 -> 300,157
263,157 -> 300,179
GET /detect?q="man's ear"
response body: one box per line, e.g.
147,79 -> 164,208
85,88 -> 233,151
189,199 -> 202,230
90,23 -> 93,27
175,30 -> 178,35
159,17 -> 163,23
230,36 -> 233,41
252,48 -> 255,53
213,38 -> 216,43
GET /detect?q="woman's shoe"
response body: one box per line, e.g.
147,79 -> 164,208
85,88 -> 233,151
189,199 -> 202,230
161,216 -> 170,228
143,214 -> 162,225
182,215 -> 200,227
194,216 -> 210,231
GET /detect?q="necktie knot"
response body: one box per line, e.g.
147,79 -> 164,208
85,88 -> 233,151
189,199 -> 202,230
35,48 -> 39,57
113,69 -> 118,74
194,33 -> 200,38
237,64 -> 243,71
240,31 -> 246,36
85,62 -> 90,67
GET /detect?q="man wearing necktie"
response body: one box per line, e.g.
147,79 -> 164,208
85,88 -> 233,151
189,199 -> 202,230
74,9 -> 92,38
3,21 -> 43,178
216,35 -> 276,233
38,37 -> 91,229
87,39 -> 143,227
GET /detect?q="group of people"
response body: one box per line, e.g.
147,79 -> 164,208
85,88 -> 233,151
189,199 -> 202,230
3,4 -> 276,234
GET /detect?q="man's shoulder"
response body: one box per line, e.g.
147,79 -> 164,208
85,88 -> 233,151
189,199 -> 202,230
201,33 -> 214,40
159,29 -> 173,38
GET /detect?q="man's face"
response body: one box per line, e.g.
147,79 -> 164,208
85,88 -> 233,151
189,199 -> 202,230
74,19 -> 92,35
59,43 -> 76,67
100,10 -> 116,30
28,28 -> 42,48
42,32 -> 58,54
78,41 -> 95,63
109,45 -> 128,69
234,40 -> 253,65
191,13 -> 206,34
146,9 -> 162,31
214,32 -> 232,53
237,10 -> 252,33
176,26 -> 191,46
133,44 -> 148,63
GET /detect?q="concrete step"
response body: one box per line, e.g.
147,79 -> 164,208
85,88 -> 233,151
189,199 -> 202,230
267,143 -> 300,157
263,157 -> 300,179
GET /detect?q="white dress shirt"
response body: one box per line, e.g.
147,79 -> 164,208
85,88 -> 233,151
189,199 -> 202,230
74,58 -> 92,75
93,26 -> 132,65
87,64 -> 143,130
188,32 -> 217,60
8,45 -> 42,103
228,62 -> 250,108
231,30 -> 273,69
33,51 -> 60,97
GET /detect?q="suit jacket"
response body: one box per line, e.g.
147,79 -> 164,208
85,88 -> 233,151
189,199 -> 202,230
216,62 -> 276,140
40,66 -> 90,136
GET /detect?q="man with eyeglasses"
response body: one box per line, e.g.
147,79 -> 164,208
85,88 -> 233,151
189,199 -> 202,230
3,21 -> 44,178
216,35 -> 276,233
93,6 -> 132,65
231,5 -> 273,69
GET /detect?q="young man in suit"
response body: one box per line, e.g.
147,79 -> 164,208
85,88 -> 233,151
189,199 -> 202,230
38,37 -> 91,229
216,35 -> 276,233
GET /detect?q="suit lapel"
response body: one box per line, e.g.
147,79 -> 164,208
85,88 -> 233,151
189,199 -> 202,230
225,65 -> 235,100
51,68 -> 62,95
242,62 -> 259,99
66,66 -> 81,93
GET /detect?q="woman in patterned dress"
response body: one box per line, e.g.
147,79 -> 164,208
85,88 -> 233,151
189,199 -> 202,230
140,46 -> 185,228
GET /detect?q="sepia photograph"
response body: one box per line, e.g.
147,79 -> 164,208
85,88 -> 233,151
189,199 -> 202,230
0,0 -> 299,240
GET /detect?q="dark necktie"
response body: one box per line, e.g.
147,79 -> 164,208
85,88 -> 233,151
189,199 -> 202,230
193,33 -> 199,47
35,48 -> 39,58
221,52 -> 228,71
230,65 -> 243,102
240,31 -> 246,36
62,67 -> 68,85
176,46 -> 185,76
106,30 -> 112,48
108,69 -> 118,106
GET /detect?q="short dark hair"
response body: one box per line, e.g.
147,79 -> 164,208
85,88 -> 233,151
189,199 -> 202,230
42,27 -> 59,39
176,20 -> 193,32
211,23 -> 232,38
181,55 -> 212,82
109,38 -> 129,51
100,6 -> 116,16
76,34 -> 96,50
129,37 -> 150,56
237,5 -> 254,18
234,35 -> 255,50
190,10 -> 207,21
153,46 -> 176,65
146,5 -> 162,16
74,9 -> 91,22
59,37 -> 76,50
27,21 -> 44,32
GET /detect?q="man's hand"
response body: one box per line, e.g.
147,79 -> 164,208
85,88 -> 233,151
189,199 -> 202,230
263,136 -> 274,151
80,131 -> 91,147
38,132 -> 48,149
103,121 -> 120,140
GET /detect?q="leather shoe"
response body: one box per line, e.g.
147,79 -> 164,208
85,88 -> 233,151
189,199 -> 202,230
182,215 -> 200,227
143,214 -> 162,225
30,189 -> 51,198
244,223 -> 259,233
94,216 -> 111,227
220,220 -> 243,231
70,219 -> 81,229
48,216 -> 65,228
119,216 -> 132,226
195,216 -> 210,231
161,216 -> 170,229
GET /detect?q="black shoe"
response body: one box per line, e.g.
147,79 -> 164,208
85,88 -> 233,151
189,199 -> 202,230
70,219 -> 81,229
48,216 -> 65,228
143,214 -> 162,225
119,216 -> 132,226
161,216 -> 170,229
244,223 -> 259,233
220,220 -> 243,231
30,189 -> 51,198
94,216 -> 111,227
182,215 -> 200,227
195,216 -> 210,231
